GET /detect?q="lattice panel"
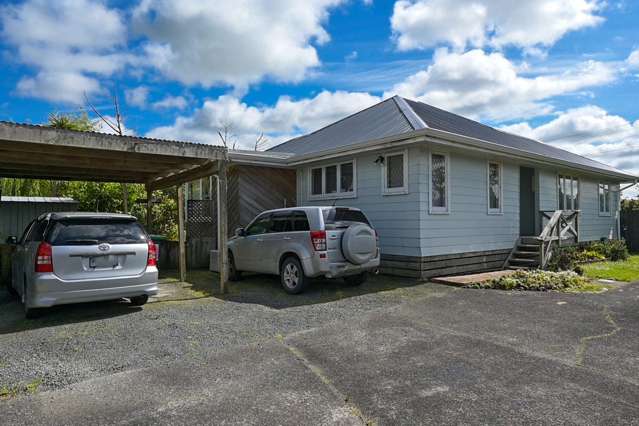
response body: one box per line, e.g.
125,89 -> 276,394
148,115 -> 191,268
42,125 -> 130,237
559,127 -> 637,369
187,200 -> 216,240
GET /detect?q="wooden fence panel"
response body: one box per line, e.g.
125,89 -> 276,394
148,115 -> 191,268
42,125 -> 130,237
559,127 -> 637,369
621,210 -> 639,252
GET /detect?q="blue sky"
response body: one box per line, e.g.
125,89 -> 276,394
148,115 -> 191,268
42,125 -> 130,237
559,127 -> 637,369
0,0 -> 638,180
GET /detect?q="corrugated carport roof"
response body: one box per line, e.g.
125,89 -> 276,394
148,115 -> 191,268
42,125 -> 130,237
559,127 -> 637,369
0,122 -> 227,190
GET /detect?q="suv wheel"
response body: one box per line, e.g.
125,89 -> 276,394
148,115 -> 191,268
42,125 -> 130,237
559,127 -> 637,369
280,257 -> 308,294
343,272 -> 368,287
130,295 -> 149,306
228,251 -> 242,281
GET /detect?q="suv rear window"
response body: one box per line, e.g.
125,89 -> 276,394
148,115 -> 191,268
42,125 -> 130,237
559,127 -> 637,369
47,219 -> 148,246
323,208 -> 370,226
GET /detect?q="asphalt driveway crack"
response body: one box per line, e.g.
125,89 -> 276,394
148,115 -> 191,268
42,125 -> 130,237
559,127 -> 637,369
275,335 -> 374,426
575,306 -> 621,367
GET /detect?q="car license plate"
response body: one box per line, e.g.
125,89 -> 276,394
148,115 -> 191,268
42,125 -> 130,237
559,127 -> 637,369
90,255 -> 118,268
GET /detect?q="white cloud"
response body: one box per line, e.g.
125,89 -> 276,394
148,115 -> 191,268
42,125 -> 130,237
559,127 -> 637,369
125,86 -> 150,108
152,95 -> 188,110
146,91 -> 380,149
500,106 -> 639,195
391,0 -> 604,51
385,49 -> 616,121
627,49 -> 639,69
1,0 -> 130,104
132,0 -> 344,89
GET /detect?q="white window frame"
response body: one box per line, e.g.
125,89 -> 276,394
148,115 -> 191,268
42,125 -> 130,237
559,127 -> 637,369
382,149 -> 409,196
487,161 -> 503,215
429,151 -> 450,214
598,183 -> 611,216
557,174 -> 580,211
308,159 -> 357,200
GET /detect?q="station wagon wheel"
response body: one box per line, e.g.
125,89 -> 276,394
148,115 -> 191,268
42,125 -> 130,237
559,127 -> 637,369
280,257 -> 308,295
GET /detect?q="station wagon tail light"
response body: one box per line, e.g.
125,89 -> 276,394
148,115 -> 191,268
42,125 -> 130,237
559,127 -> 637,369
147,240 -> 158,267
35,242 -> 53,273
310,230 -> 326,252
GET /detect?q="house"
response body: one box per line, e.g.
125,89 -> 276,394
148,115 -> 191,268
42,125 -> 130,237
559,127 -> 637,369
210,96 -> 636,278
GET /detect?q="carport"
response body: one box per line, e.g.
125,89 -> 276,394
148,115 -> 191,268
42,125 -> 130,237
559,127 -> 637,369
0,121 -> 231,292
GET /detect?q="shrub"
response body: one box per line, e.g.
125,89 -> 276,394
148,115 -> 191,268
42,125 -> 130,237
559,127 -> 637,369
548,240 -> 629,271
465,270 -> 591,291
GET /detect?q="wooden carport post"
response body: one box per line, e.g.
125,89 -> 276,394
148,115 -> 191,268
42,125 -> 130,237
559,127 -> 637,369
217,159 -> 229,294
177,183 -> 187,282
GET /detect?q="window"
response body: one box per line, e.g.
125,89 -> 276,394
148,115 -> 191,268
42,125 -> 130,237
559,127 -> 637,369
323,207 -> 371,226
599,183 -> 611,215
246,214 -> 271,236
291,211 -> 310,231
28,220 -> 49,242
270,212 -> 292,233
558,175 -> 579,210
308,161 -> 356,199
488,161 -> 502,214
429,152 -> 449,213
382,150 -> 408,195
47,219 -> 147,245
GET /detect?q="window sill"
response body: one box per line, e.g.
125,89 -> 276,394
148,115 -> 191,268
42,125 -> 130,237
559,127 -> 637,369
309,193 -> 356,201
429,209 -> 450,215
487,210 -> 503,216
382,188 -> 408,196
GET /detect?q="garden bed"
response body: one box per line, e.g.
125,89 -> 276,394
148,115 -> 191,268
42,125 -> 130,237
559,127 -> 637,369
464,270 -> 608,293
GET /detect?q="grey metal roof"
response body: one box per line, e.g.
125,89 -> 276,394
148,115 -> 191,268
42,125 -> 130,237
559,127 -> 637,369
404,99 -> 628,177
268,98 -> 414,156
0,196 -> 78,203
267,96 -> 633,179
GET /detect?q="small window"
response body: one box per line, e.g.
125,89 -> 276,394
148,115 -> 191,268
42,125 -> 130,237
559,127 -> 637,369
323,208 -> 371,226
308,161 -> 356,198
558,175 -> 579,210
246,214 -> 271,236
430,152 -> 449,213
27,220 -> 49,242
599,184 -> 611,215
311,168 -> 323,196
488,162 -> 502,214
382,151 -> 408,195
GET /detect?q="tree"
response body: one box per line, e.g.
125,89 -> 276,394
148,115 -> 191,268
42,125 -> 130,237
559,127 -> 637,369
217,121 -> 237,149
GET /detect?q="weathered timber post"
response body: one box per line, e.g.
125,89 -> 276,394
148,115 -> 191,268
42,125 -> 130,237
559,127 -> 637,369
217,160 -> 229,294
177,184 -> 187,282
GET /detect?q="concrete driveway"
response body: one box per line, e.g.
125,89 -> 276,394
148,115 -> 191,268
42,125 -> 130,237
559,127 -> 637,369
1,273 -> 639,425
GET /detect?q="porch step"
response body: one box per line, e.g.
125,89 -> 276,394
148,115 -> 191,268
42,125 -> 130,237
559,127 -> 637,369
509,257 -> 539,266
513,251 -> 539,258
519,236 -> 541,245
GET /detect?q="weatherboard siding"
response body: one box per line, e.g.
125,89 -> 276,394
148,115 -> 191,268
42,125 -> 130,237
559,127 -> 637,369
578,180 -> 619,241
297,146 -> 423,257
419,150 -> 520,257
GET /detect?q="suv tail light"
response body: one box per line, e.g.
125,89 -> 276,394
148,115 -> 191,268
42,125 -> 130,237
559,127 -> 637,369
310,230 -> 326,252
147,240 -> 158,267
35,242 -> 53,273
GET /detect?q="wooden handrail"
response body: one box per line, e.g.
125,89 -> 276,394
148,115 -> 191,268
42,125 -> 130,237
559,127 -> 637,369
538,210 -> 580,269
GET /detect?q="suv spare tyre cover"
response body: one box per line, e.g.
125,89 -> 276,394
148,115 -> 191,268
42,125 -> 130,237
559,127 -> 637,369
341,224 -> 376,265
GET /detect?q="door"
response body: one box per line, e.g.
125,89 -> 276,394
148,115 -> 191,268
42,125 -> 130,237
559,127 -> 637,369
519,167 -> 536,236
233,213 -> 271,272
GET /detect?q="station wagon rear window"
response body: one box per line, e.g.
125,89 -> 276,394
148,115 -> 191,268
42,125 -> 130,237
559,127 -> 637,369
47,219 -> 147,245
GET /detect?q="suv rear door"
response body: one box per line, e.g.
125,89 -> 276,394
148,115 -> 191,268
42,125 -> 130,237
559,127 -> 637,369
322,208 -> 372,264
233,213 -> 271,272
46,217 -> 149,280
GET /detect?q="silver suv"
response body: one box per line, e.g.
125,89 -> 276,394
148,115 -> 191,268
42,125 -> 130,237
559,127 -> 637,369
228,206 -> 380,294
7,212 -> 159,318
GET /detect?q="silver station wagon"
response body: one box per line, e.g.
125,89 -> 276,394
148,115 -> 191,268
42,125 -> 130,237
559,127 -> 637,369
7,212 -> 159,318
228,206 -> 380,294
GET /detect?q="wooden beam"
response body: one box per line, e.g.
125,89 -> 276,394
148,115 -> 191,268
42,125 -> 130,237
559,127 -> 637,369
148,161 -> 219,191
0,169 -> 149,183
177,184 -> 187,282
218,161 -> 229,294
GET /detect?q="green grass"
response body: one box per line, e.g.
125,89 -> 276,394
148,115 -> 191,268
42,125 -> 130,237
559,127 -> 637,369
582,255 -> 639,282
